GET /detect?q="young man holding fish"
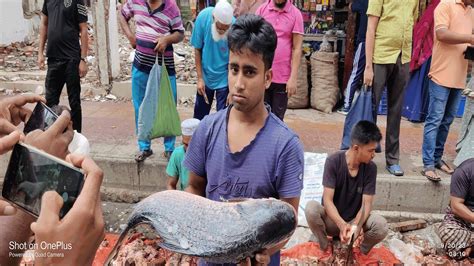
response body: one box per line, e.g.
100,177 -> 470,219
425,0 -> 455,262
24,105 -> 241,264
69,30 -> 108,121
305,121 -> 388,258
185,14 -> 305,266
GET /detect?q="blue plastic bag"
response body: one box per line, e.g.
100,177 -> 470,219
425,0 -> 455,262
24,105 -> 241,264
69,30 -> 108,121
137,56 -> 181,140
137,57 -> 161,141
340,86 -> 376,150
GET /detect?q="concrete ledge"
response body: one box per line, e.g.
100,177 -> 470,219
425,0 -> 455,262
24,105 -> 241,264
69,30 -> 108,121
0,149 -> 450,214
374,174 -> 450,213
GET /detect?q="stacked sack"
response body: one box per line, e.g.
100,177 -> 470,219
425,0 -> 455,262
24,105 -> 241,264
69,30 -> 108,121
310,52 -> 340,113
288,56 -> 309,109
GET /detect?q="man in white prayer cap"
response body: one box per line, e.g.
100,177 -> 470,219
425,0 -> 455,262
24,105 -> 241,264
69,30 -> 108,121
190,0 -> 235,120
166,118 -> 201,190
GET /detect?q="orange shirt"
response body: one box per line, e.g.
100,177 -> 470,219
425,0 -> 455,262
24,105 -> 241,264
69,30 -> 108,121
429,0 -> 474,89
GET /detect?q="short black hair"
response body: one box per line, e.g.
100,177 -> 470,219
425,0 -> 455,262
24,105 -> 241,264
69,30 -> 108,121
227,14 -> 277,70
350,120 -> 382,146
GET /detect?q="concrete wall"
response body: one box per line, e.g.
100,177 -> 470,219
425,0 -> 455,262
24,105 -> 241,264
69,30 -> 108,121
0,0 -> 40,45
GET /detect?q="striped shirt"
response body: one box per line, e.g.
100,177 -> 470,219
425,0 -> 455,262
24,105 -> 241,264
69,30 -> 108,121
121,0 -> 184,75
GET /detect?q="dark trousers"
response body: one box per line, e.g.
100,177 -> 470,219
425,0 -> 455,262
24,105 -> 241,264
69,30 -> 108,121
372,55 -> 409,165
264,83 -> 287,121
45,58 -> 82,132
193,86 -> 229,120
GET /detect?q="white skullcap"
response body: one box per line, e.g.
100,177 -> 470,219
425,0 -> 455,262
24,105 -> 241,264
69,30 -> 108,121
181,118 -> 201,136
213,0 -> 233,25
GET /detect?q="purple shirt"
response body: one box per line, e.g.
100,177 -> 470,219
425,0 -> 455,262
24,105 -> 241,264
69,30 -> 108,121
121,0 -> 184,75
184,105 -> 304,266
256,0 -> 304,84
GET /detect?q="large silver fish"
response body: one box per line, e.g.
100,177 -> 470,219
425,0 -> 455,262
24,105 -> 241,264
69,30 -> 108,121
106,190 -> 297,264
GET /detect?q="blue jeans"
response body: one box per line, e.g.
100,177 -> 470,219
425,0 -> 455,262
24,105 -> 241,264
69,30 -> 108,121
422,80 -> 461,169
193,86 -> 229,120
132,66 -> 177,152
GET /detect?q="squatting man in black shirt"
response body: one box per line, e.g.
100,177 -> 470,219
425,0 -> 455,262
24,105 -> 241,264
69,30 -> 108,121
305,120 -> 388,257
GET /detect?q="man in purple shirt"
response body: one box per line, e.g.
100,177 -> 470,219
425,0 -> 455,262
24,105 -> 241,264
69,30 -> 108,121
119,0 -> 184,161
184,14 -> 304,266
256,0 -> 304,121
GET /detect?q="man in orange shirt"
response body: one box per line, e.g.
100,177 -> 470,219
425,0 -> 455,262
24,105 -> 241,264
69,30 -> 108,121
422,0 -> 474,182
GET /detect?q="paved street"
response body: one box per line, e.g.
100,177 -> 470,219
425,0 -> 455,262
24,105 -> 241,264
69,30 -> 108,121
72,95 -> 460,179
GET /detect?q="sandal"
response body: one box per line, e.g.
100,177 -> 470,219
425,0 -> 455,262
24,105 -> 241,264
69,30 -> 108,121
422,169 -> 441,182
435,160 -> 455,175
135,149 -> 153,162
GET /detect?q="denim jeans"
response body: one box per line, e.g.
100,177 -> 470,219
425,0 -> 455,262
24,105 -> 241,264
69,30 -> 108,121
193,86 -> 229,120
131,66 -> 177,152
422,80 -> 461,169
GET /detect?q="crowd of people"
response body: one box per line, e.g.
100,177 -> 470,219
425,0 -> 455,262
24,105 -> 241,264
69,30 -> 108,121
0,0 -> 472,264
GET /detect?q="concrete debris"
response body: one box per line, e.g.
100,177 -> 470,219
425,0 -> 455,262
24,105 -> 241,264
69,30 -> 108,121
35,85 -> 44,95
5,89 -> 14,95
389,219 -> 427,233
105,94 -> 117,100
403,223 -> 445,256
81,88 -> 94,98
1,27 -> 197,99
0,41 -> 39,72
178,96 -> 195,107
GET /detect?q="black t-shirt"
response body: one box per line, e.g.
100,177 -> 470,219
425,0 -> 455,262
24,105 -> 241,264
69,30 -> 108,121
42,0 -> 88,60
322,151 -> 377,221
450,158 -> 474,211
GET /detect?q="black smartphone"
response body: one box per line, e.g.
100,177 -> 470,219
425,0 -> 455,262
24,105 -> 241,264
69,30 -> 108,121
23,102 -> 58,134
2,143 -> 85,218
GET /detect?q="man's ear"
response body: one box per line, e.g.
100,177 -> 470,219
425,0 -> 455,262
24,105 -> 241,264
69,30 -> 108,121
265,69 -> 272,90
353,144 -> 359,152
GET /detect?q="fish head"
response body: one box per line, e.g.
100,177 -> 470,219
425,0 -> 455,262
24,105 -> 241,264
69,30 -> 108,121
253,199 -> 297,246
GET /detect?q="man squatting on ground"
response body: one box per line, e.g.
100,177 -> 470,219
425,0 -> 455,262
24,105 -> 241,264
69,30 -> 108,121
437,158 -> 474,260
305,121 -> 388,255
184,14 -> 305,266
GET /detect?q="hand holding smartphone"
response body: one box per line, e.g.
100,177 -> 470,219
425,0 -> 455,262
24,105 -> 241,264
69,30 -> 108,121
23,102 -> 59,134
2,143 -> 85,218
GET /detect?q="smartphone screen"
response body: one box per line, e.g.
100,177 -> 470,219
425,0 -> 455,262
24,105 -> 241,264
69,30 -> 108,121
23,102 -> 58,134
2,143 -> 85,218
